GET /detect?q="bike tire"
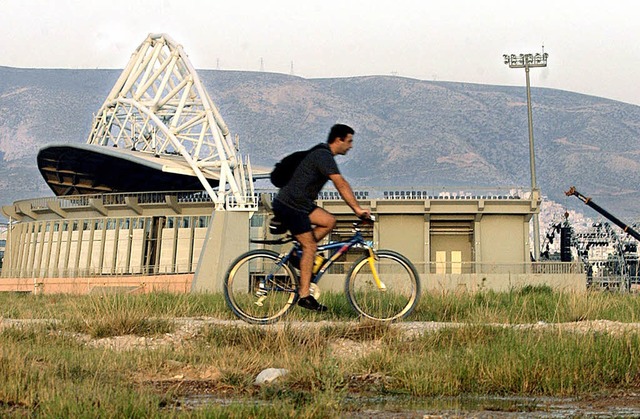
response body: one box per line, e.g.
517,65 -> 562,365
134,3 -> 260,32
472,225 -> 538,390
224,249 -> 298,325
345,249 -> 421,321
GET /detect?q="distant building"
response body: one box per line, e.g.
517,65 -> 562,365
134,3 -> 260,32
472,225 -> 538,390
1,187 -> 585,294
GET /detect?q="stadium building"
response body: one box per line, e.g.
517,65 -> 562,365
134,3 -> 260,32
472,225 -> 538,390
0,34 -> 585,294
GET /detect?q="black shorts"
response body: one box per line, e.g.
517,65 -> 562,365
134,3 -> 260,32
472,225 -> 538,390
272,198 -> 314,236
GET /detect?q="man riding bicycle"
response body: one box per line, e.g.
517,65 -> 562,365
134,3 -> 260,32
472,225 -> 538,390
271,124 -> 371,312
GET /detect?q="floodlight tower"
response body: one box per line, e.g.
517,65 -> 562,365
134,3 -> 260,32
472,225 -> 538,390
503,49 -> 548,261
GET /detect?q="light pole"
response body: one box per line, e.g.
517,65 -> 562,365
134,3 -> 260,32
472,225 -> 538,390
503,50 -> 548,261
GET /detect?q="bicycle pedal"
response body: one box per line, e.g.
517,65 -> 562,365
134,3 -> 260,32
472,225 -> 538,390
255,295 -> 267,306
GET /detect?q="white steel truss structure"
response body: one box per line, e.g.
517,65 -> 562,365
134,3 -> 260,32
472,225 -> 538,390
87,33 -> 256,211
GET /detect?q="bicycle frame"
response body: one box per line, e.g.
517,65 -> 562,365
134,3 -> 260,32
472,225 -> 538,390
271,224 -> 386,291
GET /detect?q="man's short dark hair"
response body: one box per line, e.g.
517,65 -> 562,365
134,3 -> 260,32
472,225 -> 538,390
327,124 -> 355,144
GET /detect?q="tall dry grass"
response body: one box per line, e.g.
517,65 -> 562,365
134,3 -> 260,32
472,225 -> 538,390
2,288 -> 640,416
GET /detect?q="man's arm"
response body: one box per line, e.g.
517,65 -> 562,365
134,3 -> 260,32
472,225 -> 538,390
329,173 -> 370,219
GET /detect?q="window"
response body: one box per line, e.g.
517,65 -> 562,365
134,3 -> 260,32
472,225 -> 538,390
436,251 -> 447,274
132,218 -> 144,229
250,214 -> 264,228
196,216 -> 210,228
451,251 -> 462,274
435,251 -> 463,274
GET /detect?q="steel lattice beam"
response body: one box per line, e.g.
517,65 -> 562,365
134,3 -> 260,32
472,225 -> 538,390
87,33 -> 255,210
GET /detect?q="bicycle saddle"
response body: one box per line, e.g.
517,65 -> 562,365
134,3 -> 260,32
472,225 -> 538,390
269,215 -> 287,235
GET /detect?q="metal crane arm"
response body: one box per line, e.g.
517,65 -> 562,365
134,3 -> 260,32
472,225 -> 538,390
565,186 -> 640,242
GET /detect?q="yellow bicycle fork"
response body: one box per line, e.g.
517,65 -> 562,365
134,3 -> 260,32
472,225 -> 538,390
367,248 -> 386,291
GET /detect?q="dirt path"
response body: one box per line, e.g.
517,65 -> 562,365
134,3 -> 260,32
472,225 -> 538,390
3,317 -> 640,352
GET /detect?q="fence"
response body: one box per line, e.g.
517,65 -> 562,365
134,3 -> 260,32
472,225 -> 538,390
0,260 -> 583,279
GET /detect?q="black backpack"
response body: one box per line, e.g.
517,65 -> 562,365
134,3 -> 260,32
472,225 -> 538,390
270,144 -> 324,188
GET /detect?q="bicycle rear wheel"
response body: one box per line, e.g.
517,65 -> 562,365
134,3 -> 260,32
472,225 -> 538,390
345,250 -> 420,321
224,249 -> 298,325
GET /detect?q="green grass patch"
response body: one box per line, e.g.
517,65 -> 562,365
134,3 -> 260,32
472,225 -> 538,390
0,291 -> 231,320
381,325 -> 640,396
414,287 -> 640,323
3,288 -> 640,324
65,293 -> 177,338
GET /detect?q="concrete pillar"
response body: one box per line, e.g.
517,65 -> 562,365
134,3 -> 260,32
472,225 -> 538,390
191,211 -> 250,293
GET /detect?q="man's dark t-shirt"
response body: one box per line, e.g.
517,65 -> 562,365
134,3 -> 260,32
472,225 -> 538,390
275,143 -> 340,213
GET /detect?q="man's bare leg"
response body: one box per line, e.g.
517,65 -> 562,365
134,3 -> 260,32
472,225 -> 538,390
296,208 -> 336,298
309,207 -> 336,242
295,231 -> 317,298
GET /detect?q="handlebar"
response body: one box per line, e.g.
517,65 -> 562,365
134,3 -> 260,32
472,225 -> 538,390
360,214 -> 376,222
354,214 -> 375,228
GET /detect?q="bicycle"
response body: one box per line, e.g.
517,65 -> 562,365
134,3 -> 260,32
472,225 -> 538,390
223,217 -> 421,325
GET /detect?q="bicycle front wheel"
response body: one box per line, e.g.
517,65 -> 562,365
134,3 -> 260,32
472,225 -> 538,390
224,249 -> 298,325
345,250 -> 420,321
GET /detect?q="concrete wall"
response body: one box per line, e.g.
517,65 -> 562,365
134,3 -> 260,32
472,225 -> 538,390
0,274 -> 193,294
480,215 -> 528,264
428,272 -> 586,293
305,270 -> 586,294
378,214 -> 426,263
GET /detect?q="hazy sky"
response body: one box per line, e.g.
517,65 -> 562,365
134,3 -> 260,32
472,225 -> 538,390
2,0 -> 639,105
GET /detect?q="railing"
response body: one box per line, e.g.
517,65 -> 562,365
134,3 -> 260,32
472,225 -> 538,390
22,190 -> 214,210
1,261 -> 584,280
327,186 -> 532,200
0,263 -> 198,279
17,186 -> 536,213
587,274 -> 640,292
577,257 -> 640,292
226,193 -> 259,211
409,261 -> 584,275
270,186 -> 532,201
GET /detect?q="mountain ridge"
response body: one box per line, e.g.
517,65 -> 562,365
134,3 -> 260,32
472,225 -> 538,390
1,66 -> 639,219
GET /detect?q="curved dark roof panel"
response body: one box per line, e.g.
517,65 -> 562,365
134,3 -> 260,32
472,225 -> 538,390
37,144 -> 219,196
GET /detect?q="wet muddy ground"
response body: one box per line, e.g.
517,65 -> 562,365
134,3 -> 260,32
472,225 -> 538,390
146,375 -> 640,417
